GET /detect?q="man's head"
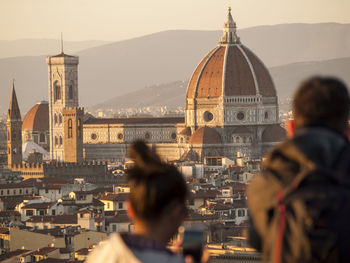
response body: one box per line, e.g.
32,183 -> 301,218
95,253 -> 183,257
292,76 -> 350,132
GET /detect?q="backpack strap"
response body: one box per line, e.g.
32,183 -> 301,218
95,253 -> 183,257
274,190 -> 286,263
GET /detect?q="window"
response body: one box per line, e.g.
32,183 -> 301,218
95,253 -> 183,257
265,111 -> 269,120
55,137 -> 58,146
45,189 -> 49,194
107,203 -> 110,209
7,190 -> 9,195
26,210 -> 34,216
52,209 -> 56,216
68,119 -> 73,138
68,85 -> 74,100
54,114 -> 58,125
13,190 -> 16,195
0,190 -> 3,195
59,114 -> 62,124
26,189 -> 28,194
19,189 -> 22,194
59,136 -> 63,145
39,133 -> 45,143
118,202 -> 123,209
112,224 -> 117,232
7,129 -> 10,141
77,119 -> 81,138
54,81 -> 61,101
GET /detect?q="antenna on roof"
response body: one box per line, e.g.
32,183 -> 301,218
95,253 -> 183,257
12,78 -> 15,88
61,32 -> 64,54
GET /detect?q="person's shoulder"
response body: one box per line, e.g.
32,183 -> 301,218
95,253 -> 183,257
85,233 -> 141,263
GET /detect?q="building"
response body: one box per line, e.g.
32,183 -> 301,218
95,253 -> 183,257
7,8 -> 285,167
83,8 -> 285,161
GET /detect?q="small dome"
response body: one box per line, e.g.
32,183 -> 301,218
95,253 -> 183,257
262,124 -> 286,143
22,101 -> 49,132
189,126 -> 222,145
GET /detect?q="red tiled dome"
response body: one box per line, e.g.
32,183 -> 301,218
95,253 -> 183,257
186,45 -> 276,100
22,101 -> 49,132
189,126 -> 222,145
262,124 -> 286,143
186,9 -> 276,104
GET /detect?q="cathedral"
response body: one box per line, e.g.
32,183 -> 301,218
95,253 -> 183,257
8,8 -> 285,168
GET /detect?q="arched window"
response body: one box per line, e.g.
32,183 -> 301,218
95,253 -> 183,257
55,136 -> 58,145
68,85 -> 74,100
59,136 -> 63,145
77,119 -> 81,138
68,119 -> 73,138
54,114 -> 58,124
58,114 -> 62,124
265,111 -> 269,120
54,81 -> 61,101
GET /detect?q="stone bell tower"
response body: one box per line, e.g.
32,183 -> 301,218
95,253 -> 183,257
7,81 -> 23,168
47,41 -> 79,161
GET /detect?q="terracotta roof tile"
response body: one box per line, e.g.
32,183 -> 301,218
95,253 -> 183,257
22,202 -> 55,209
187,47 -> 218,100
242,46 -> 276,97
26,215 -> 77,224
196,46 -> 225,98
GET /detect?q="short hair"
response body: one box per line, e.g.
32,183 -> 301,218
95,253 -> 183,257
127,140 -> 187,223
293,76 -> 350,131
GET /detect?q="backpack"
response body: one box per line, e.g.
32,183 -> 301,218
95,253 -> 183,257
248,148 -> 350,263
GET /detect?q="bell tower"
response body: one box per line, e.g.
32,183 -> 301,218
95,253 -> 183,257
7,81 -> 23,168
46,44 -> 79,161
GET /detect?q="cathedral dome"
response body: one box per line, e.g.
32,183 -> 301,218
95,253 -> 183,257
22,101 -> 49,132
189,126 -> 222,145
186,8 -> 276,101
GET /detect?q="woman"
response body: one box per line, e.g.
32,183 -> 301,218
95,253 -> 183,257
86,140 -> 188,263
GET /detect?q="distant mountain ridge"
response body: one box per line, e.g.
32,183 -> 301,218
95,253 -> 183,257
90,56 -> 350,111
0,39 -> 110,59
1,23 -> 350,114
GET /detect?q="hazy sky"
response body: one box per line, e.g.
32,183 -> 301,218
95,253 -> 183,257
1,0 -> 350,41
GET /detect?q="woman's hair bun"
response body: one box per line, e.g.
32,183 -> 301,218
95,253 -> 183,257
129,140 -> 163,175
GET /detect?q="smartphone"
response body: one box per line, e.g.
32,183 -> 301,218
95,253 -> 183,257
181,227 -> 205,263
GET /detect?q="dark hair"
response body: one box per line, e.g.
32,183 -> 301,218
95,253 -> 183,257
127,140 -> 187,223
293,76 -> 350,131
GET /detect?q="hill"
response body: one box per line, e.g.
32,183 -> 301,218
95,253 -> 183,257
1,23 -> 350,113
0,39 -> 110,59
90,56 -> 350,111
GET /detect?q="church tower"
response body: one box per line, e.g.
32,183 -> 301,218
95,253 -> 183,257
46,48 -> 79,161
7,82 -> 23,168
62,107 -> 84,163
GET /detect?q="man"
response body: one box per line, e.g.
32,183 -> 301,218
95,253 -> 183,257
247,77 -> 350,263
